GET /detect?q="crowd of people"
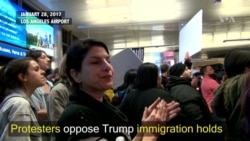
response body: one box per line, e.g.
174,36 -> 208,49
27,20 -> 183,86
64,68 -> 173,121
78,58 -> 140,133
0,38 -> 249,141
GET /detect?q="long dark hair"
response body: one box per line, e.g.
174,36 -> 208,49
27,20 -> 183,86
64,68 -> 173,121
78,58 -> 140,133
134,62 -> 159,91
25,49 -> 47,61
0,57 -> 34,103
224,49 -> 250,78
116,69 -> 137,91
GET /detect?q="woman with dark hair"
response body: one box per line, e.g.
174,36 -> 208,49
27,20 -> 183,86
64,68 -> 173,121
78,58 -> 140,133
134,63 -> 161,90
56,39 -> 180,141
26,49 -> 53,121
112,69 -> 137,105
119,62 -> 180,140
116,69 -> 137,91
212,49 -> 250,141
0,57 -> 46,140
223,50 -> 250,78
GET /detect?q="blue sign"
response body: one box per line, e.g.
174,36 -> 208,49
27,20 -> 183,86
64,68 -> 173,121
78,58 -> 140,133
0,0 -> 27,48
0,42 -> 27,58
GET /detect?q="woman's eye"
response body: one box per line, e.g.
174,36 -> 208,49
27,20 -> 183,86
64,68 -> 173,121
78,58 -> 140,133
41,55 -> 46,59
35,67 -> 40,71
91,61 -> 99,64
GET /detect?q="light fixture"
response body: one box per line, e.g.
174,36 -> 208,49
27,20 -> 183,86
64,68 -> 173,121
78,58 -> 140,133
223,39 -> 250,43
214,0 -> 221,4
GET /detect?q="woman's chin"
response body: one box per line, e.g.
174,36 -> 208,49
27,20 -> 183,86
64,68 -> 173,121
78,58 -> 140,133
103,83 -> 113,90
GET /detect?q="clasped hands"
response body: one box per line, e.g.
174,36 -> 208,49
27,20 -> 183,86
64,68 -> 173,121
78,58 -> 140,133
141,98 -> 180,137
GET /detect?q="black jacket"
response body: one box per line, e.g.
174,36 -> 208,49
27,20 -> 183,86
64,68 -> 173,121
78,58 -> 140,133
119,88 -> 178,140
166,76 -> 212,123
164,76 -> 223,141
56,89 -> 130,141
120,88 -> 174,125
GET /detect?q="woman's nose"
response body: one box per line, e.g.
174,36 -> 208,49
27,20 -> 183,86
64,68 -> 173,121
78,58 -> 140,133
102,60 -> 112,71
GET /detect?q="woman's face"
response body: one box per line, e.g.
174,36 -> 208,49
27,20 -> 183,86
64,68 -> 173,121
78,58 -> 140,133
37,52 -> 51,71
76,46 -> 114,92
23,60 -> 46,88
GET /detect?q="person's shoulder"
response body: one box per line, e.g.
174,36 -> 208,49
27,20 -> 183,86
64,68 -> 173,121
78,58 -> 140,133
143,88 -> 168,94
48,84 -> 70,103
60,102 -> 97,119
51,83 -> 68,91
3,96 -> 31,111
172,83 -> 192,90
151,87 -> 168,92
58,102 -> 100,128
124,88 -> 137,96
136,88 -> 171,98
149,88 -> 174,100
170,84 -> 199,97
8,95 -> 29,104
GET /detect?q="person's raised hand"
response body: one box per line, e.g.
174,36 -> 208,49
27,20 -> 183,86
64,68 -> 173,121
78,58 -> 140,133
185,51 -> 191,62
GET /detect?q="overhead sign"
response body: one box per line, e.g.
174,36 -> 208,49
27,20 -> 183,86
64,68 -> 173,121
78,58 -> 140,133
132,47 -> 144,62
0,43 -> 27,58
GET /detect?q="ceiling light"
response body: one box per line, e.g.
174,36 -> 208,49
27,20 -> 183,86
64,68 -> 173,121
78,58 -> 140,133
223,39 -> 250,43
214,0 -> 221,4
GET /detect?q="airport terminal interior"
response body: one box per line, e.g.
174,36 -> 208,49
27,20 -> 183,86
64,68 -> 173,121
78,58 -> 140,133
1,0 -> 250,66
1,0 -> 250,141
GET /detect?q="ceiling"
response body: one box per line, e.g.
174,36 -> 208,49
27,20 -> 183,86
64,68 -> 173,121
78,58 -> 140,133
23,0 -> 250,59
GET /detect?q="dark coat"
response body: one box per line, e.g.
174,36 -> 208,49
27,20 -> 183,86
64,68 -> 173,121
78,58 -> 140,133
119,88 -> 182,140
164,76 -> 221,141
56,89 -> 129,141
120,88 -> 175,126
212,74 -> 246,141
166,76 -> 212,123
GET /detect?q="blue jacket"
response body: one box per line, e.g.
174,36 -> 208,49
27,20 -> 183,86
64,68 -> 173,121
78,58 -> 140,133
0,89 -> 41,141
